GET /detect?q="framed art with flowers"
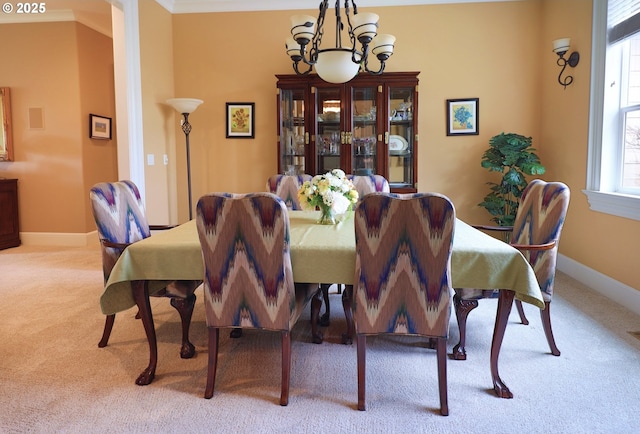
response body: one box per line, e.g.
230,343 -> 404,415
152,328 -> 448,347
446,98 -> 479,136
226,102 -> 255,138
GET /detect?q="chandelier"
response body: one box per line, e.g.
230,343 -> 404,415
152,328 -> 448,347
285,1 -> 395,84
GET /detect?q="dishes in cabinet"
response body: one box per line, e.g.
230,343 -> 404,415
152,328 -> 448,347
389,135 -> 408,154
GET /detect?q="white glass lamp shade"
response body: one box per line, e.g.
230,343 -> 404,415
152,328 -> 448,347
291,15 -> 316,44
315,49 -> 361,84
371,34 -> 396,59
286,37 -> 302,58
352,12 -> 379,42
552,38 -> 570,54
166,98 -> 203,114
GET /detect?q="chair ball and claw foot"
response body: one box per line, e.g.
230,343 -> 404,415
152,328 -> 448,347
451,293 -> 479,360
197,192 -> 316,405
170,292 -> 197,359
353,192 -> 455,416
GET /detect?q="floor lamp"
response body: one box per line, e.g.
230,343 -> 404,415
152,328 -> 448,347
166,98 -> 203,220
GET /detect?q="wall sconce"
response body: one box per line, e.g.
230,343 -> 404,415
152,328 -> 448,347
552,38 -> 580,89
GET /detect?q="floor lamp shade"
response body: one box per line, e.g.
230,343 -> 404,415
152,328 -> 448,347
166,98 -> 203,114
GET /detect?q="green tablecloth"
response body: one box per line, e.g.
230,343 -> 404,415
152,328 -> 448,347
101,211 -> 543,315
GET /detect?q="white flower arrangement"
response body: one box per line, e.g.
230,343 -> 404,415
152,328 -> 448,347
297,169 -> 359,217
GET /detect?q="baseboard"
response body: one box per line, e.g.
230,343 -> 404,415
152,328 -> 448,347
558,253 -> 640,317
20,231 -> 99,247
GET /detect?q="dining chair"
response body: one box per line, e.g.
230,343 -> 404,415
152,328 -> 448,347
453,179 -> 570,359
347,174 -> 390,199
266,174 -> 312,210
314,174 -> 392,327
89,180 -> 201,358
353,192 -> 455,415
196,192 -> 318,405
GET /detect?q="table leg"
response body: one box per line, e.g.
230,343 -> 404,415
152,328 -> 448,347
131,280 -> 157,386
491,289 -> 515,398
341,285 -> 354,345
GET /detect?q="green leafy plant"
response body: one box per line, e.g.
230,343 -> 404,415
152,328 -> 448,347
478,133 -> 545,226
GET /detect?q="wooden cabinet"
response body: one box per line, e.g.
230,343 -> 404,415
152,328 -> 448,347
276,72 -> 419,193
0,178 -> 20,249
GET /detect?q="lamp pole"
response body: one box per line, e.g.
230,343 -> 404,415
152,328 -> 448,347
180,112 -> 193,220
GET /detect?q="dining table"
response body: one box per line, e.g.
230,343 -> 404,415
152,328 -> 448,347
101,210 -> 543,398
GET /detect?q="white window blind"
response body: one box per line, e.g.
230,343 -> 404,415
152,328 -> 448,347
609,0 -> 640,42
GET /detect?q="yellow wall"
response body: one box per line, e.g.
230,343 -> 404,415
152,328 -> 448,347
169,1 -> 542,225
540,0 -> 640,290
139,0 -> 177,224
0,22 -> 116,234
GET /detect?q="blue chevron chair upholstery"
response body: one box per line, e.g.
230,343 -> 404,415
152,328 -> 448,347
196,192 -> 317,405
453,180 -> 570,359
89,180 -> 200,358
266,174 -> 313,210
314,174 -> 392,326
353,192 -> 455,415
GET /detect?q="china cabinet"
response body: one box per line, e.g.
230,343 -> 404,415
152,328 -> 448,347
0,178 -> 20,249
276,72 -> 419,193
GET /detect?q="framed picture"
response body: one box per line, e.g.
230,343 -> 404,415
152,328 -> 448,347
90,114 -> 112,140
446,98 -> 479,136
226,102 -> 255,138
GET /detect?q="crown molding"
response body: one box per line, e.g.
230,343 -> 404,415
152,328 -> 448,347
160,0 -> 519,14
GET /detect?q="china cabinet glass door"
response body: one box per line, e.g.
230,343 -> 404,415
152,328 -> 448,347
351,86 -> 378,176
279,87 -> 307,175
387,86 -> 415,190
315,86 -> 342,175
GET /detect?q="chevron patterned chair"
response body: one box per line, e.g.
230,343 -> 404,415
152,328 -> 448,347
266,174 -> 312,210
347,174 -> 390,199
196,192 -> 317,405
353,192 -> 455,416
452,179 -> 570,360
313,174 -> 391,326
89,180 -> 200,359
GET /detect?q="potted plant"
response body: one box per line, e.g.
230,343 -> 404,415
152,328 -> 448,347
478,132 -> 545,226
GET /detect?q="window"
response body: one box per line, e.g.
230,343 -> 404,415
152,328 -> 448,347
586,0 -> 640,220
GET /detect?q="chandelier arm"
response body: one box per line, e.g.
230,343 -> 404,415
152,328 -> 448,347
293,60 -> 313,75
362,60 -> 385,75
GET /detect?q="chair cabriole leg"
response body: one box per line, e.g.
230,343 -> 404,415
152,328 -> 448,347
98,314 -> 115,348
170,293 -> 197,359
452,293 -> 478,360
515,300 -> 529,325
204,327 -> 219,399
437,337 -> 449,416
281,331 -> 291,406
540,301 -> 560,356
357,334 -> 366,411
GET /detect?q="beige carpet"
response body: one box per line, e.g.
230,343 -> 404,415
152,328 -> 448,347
1,243 -> 640,433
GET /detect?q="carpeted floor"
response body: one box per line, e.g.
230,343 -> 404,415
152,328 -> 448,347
1,243 -> 639,433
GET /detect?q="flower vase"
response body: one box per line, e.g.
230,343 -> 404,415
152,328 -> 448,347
317,207 -> 337,225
